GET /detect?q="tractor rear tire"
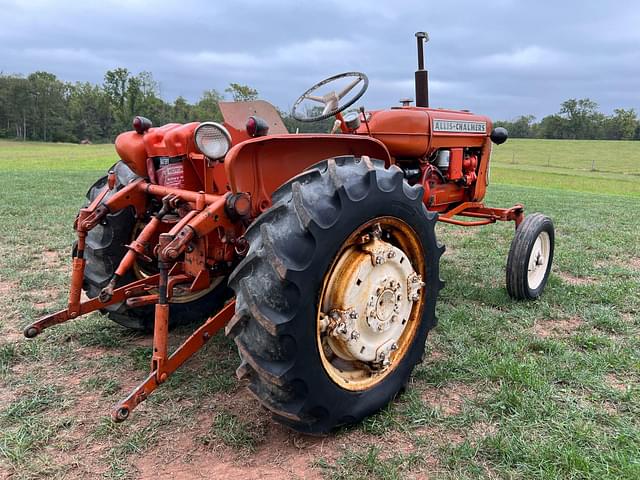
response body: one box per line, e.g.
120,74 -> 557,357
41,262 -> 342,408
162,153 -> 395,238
80,161 -> 231,331
226,156 -> 444,434
506,213 -> 555,300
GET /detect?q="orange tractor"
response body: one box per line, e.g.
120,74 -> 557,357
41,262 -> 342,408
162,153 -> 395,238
25,33 -> 554,434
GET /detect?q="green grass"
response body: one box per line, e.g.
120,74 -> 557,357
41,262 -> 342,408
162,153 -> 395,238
0,138 -> 638,478
492,138 -> 640,197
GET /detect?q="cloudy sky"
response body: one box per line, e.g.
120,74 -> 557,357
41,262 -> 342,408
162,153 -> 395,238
1,0 -> 639,120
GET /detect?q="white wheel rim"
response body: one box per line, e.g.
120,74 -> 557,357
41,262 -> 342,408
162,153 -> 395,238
527,231 -> 550,290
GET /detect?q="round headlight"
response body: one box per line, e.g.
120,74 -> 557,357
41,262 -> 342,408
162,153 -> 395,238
194,122 -> 232,159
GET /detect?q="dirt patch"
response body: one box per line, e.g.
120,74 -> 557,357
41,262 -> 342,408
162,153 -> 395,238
33,286 -> 61,309
421,382 -> 476,416
427,349 -> 445,361
558,272 -> 597,286
42,250 -> 60,269
533,316 -> 583,338
605,373 -> 631,392
629,257 -> 640,271
468,421 -> 497,441
135,412 -> 340,480
0,279 -> 17,296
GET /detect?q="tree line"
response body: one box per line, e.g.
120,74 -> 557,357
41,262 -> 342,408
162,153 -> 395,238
1,69 -> 638,142
0,69 -> 327,143
494,99 -> 640,140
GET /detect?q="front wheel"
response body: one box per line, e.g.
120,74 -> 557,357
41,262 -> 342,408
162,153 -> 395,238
506,213 -> 555,300
226,156 -> 444,434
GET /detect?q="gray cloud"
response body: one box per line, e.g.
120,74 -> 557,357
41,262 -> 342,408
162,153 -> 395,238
1,0 -> 639,120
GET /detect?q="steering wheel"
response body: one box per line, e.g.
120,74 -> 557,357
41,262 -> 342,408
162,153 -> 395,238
291,72 -> 369,123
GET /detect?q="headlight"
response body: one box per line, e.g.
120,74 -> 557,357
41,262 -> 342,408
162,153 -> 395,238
194,122 -> 232,159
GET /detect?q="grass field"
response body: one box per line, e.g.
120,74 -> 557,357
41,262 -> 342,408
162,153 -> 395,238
0,138 -> 638,479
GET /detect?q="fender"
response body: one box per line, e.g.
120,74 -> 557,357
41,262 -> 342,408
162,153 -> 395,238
224,134 -> 392,216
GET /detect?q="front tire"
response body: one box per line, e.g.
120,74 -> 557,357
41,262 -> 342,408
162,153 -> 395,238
226,156 -> 444,434
506,213 -> 555,300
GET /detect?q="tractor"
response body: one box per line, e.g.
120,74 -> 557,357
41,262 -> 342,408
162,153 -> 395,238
24,33 -> 554,434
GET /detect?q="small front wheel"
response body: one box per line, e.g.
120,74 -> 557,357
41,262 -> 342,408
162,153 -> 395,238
506,213 -> 555,300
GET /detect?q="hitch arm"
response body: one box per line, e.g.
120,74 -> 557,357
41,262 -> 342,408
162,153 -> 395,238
23,275 -> 159,338
112,299 -> 236,422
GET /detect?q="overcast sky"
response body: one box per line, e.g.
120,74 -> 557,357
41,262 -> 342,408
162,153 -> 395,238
1,0 -> 639,120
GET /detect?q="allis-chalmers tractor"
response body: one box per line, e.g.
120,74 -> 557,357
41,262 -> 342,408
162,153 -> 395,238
25,33 -> 554,434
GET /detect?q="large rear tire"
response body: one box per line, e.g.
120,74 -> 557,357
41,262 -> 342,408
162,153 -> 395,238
81,161 -> 231,330
226,156 -> 444,434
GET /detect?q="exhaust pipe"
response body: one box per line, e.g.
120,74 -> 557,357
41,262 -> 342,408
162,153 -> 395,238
415,32 -> 429,108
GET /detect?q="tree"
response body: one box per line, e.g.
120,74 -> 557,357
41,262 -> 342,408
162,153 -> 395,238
604,108 -> 637,140
25,72 -> 70,141
67,82 -> 112,142
494,115 -> 536,138
558,98 -> 602,139
172,96 -> 192,124
193,89 -> 223,121
225,83 -> 258,102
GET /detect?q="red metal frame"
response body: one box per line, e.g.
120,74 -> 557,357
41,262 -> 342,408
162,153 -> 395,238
437,202 -> 524,228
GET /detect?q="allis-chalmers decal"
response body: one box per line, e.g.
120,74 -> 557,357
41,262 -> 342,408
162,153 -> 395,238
433,119 -> 487,134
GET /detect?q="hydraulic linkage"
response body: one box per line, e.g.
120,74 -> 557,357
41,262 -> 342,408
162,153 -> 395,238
23,176 -> 238,421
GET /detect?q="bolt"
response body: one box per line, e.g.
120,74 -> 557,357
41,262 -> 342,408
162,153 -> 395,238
390,343 -> 398,351
387,250 -> 396,259
412,276 -> 419,283
351,330 -> 360,340
411,293 -> 420,301
319,314 -> 330,332
375,255 -> 384,265
349,310 -> 358,320
391,315 -> 398,323
377,324 -> 384,332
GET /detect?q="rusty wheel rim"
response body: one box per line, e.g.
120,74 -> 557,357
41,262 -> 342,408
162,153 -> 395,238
317,216 -> 426,391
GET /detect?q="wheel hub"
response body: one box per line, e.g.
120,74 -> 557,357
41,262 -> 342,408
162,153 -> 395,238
320,234 -> 424,369
527,231 -> 551,290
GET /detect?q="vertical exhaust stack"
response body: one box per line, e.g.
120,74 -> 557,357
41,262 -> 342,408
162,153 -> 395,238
415,32 -> 429,108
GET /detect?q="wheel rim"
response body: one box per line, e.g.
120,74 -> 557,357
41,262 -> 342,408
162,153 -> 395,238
527,231 -> 551,290
317,217 -> 426,391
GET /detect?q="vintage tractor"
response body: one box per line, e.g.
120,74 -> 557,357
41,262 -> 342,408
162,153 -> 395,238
24,33 -> 554,434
